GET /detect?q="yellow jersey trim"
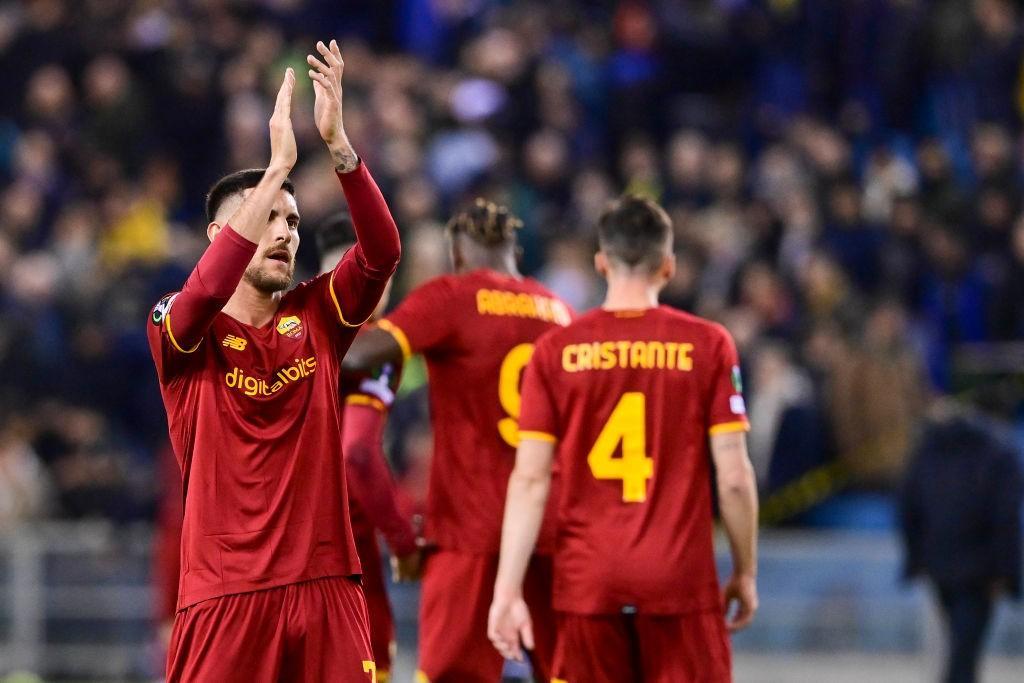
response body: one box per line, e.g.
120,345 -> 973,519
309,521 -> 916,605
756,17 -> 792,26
414,670 -> 430,683
708,420 -> 750,436
329,274 -> 373,328
519,430 -> 558,444
164,311 -> 201,353
345,394 -> 386,412
377,319 -> 412,360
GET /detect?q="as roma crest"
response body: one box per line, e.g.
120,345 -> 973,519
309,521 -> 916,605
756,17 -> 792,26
276,315 -> 303,339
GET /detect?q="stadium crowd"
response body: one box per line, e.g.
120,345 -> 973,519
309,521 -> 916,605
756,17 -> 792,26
1,0 -> 1024,527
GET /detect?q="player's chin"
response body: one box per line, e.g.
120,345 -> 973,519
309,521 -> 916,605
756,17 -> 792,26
246,265 -> 293,293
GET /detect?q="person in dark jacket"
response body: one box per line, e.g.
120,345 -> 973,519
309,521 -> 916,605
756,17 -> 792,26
900,404 -> 1023,683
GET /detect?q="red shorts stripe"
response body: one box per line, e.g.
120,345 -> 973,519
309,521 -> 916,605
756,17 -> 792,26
166,576 -> 375,683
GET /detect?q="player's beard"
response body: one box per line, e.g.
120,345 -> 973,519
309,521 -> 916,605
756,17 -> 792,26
243,259 -> 294,293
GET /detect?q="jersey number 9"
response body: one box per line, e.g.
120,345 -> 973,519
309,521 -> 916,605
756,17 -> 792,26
497,343 -> 536,447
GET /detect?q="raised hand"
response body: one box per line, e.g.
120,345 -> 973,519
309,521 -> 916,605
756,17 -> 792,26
269,68 -> 297,172
307,39 -> 357,172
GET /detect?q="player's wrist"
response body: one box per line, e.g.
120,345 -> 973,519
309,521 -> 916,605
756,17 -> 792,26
328,136 -> 359,173
492,579 -> 523,603
264,161 -> 292,178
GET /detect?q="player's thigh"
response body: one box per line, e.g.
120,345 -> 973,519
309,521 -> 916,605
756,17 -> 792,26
637,611 -> 731,683
551,612 -> 636,683
522,553 -> 556,680
356,532 -> 396,676
417,550 -> 503,683
284,575 -> 376,683
166,589 -> 286,683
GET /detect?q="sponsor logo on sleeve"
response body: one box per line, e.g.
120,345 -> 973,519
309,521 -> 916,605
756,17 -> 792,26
730,394 -> 746,415
151,293 -> 177,326
276,315 -> 303,339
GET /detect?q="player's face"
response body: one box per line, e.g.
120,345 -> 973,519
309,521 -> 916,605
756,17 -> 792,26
244,190 -> 300,293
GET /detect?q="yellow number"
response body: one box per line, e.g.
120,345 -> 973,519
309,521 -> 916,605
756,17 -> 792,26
587,392 -> 653,502
362,660 -> 376,682
497,343 -> 535,447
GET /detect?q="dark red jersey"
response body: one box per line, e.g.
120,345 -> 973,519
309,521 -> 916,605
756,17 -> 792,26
148,163 -> 400,609
518,306 -> 749,615
380,269 -> 572,554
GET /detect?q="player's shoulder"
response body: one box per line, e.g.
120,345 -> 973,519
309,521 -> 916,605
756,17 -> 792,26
655,306 -> 732,343
532,307 -> 603,349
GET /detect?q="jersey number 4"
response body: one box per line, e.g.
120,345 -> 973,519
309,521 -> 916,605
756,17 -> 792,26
588,392 -> 653,503
497,343 -> 535,447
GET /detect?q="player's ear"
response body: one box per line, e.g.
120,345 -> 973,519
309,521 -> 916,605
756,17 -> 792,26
207,222 -> 222,244
594,251 -> 610,277
658,253 -> 676,283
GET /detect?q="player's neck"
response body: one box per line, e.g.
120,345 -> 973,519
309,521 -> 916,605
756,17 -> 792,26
222,281 -> 283,328
461,252 -> 520,278
602,276 -> 660,311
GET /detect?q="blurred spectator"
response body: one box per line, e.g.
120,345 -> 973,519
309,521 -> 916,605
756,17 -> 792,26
899,404 -> 1023,683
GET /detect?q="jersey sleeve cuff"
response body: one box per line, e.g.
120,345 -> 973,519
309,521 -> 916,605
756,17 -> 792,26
377,319 -> 412,360
345,394 -> 386,412
518,430 -> 557,444
708,420 -> 750,436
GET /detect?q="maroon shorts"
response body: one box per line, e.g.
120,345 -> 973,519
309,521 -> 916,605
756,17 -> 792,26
417,550 -> 556,683
551,610 -> 731,683
354,528 -> 395,679
166,576 -> 376,683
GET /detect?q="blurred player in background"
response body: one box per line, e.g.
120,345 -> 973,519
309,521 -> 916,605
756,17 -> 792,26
317,212 -> 423,682
148,41 -> 400,681
489,195 -> 759,682
345,200 -> 573,682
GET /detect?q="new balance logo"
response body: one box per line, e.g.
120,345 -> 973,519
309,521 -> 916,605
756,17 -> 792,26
222,335 -> 247,351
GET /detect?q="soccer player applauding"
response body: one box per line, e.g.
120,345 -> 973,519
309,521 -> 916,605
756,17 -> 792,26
346,200 -> 572,682
148,41 -> 399,682
489,195 -> 759,683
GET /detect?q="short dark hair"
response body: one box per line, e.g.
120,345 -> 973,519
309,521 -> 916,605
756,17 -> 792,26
315,212 -> 356,256
597,194 -> 673,271
205,168 -> 295,224
446,198 -> 522,247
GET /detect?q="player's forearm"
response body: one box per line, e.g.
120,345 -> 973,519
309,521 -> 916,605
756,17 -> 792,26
226,164 -> 291,244
169,227 -> 257,348
342,406 -> 417,556
717,468 -> 758,577
494,468 -> 550,599
329,137 -> 359,174
335,162 -> 401,279
342,328 -> 404,372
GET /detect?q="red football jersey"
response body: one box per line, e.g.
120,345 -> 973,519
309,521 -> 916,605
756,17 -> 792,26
518,305 -> 749,615
148,163 -> 400,609
380,269 -> 572,553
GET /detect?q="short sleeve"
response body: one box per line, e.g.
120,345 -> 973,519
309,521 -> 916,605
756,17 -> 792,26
518,338 -> 560,443
707,326 -> 750,436
379,276 -> 458,358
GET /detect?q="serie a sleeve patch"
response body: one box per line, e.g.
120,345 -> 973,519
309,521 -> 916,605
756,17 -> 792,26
152,293 -> 178,326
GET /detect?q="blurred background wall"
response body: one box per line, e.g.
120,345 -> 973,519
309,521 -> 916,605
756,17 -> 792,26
0,0 -> 1022,680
